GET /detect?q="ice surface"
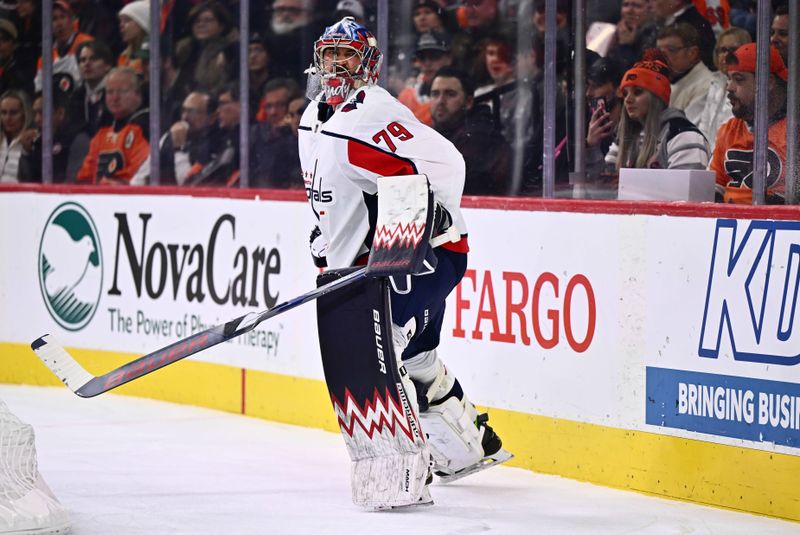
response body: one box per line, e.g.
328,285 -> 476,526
1,384 -> 797,535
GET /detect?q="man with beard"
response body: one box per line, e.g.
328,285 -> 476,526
265,0 -> 324,82
708,43 -> 788,204
430,67 -> 511,195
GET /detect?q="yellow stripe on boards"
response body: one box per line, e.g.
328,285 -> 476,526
483,407 -> 800,522
2,342 -> 798,523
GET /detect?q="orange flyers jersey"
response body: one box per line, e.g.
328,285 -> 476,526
709,116 -> 787,204
77,110 -> 150,184
35,32 -> 94,94
692,0 -> 730,35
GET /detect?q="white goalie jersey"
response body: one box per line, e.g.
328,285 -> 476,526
298,84 -> 468,269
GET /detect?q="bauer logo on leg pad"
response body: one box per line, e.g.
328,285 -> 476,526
367,174 -> 434,277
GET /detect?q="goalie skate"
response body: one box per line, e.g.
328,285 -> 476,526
435,447 -> 514,484
425,408 -> 514,484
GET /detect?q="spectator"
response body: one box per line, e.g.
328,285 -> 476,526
532,0 -> 573,54
709,43 -> 788,204
586,0 -> 650,71
77,67 -> 149,185
173,2 -> 237,103
19,90 -> 90,183
14,0 -> 41,85
729,0 -> 756,38
184,83 -> 240,187
588,51 -> 710,180
133,90 -> 218,186
584,57 -> 625,195
117,0 -> 150,76
413,1 -> 447,35
0,89 -> 31,183
450,0 -> 512,87
430,67 -> 511,196
651,0 -> 717,70
696,26 -> 750,150
0,19 -> 31,96
474,33 -> 513,96
251,78 -> 301,186
35,0 -> 94,94
70,40 -> 113,137
250,94 -> 304,189
657,23 -> 714,128
254,77 -> 299,124
265,0 -> 324,82
770,3 -> 789,63
334,0 -> 366,25
248,32 -> 273,123
474,33 -> 567,195
398,31 -> 452,126
70,0 -> 123,57
693,0 -> 730,36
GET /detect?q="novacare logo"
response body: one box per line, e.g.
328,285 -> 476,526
38,202 -> 103,331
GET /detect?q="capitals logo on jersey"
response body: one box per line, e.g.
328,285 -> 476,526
304,164 -> 336,205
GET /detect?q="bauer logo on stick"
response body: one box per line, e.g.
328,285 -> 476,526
37,202 -> 104,332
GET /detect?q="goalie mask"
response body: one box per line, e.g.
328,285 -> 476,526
310,16 -> 382,105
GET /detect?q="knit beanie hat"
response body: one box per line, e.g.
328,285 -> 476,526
619,49 -> 672,105
727,43 -> 788,82
119,1 -> 151,34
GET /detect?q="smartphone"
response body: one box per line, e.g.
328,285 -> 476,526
589,96 -> 607,114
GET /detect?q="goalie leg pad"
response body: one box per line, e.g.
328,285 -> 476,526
352,451 -> 432,509
316,270 -> 431,508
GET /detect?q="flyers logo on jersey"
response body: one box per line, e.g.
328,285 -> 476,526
699,219 -> 800,366
97,151 -> 124,178
723,148 -> 782,188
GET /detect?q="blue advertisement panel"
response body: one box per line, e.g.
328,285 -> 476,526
646,367 -> 800,448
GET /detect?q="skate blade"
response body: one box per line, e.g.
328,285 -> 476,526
435,449 -> 514,484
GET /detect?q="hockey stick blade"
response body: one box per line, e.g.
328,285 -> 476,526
31,267 -> 367,398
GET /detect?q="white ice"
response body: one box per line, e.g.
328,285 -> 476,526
1,384 -> 797,535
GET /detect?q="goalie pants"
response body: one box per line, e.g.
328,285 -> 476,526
389,248 -> 467,361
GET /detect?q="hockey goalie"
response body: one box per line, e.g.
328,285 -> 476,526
299,17 -> 512,509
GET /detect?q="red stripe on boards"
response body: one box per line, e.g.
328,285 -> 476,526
347,139 -> 415,176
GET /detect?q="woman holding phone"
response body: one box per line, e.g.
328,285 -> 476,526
587,50 -> 710,184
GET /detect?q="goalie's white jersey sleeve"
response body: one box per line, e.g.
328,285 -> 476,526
298,85 -> 467,269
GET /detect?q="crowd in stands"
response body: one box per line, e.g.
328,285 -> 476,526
0,0 -> 792,204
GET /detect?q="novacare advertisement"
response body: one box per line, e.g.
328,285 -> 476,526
1,192 -> 322,379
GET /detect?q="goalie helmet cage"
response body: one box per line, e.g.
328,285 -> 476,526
0,400 -> 71,535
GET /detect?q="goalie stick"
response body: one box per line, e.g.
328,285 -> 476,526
31,266 -> 368,398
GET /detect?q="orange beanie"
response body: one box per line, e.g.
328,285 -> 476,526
619,49 -> 672,105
